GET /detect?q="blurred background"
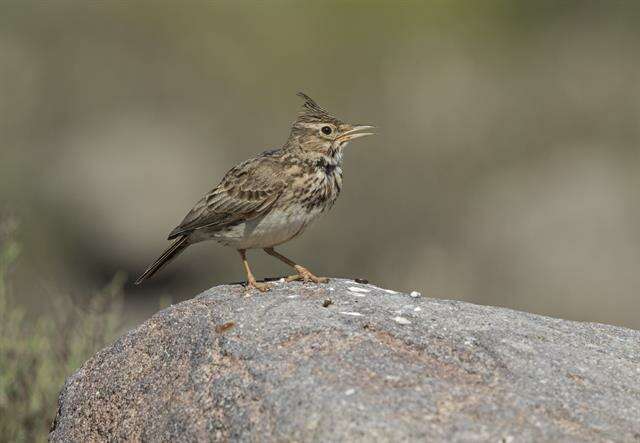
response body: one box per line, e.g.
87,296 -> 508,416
2,1 -> 640,329
2,1 -> 640,437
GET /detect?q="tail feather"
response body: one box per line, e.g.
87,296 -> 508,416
135,236 -> 189,285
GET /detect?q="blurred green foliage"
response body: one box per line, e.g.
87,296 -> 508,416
0,219 -> 125,442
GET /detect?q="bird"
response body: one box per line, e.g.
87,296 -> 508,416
135,92 -> 374,291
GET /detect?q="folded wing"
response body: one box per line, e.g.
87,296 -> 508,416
168,155 -> 285,240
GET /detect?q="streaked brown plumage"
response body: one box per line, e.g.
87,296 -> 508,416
135,92 -> 374,291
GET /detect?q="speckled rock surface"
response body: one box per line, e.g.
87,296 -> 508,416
50,279 -> 640,442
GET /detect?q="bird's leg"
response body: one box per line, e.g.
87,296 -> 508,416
238,249 -> 271,292
263,248 -> 328,284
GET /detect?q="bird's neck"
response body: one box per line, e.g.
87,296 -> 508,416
298,149 -> 343,173
285,141 -> 344,167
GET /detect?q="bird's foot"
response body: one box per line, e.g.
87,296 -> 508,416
286,265 -> 329,284
245,279 -> 272,293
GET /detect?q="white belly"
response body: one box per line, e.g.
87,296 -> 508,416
212,204 -> 324,249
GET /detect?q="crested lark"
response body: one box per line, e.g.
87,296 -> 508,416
135,92 -> 374,291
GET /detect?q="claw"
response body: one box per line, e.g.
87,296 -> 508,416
246,280 -> 272,293
287,266 -> 329,284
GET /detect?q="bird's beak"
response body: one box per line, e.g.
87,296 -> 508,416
336,125 -> 375,143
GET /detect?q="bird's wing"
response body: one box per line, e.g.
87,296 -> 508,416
167,154 -> 286,239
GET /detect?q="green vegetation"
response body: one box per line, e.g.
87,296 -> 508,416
0,221 -> 125,442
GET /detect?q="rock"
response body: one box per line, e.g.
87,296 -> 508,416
50,279 -> 640,442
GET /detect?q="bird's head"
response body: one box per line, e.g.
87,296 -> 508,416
285,92 -> 374,158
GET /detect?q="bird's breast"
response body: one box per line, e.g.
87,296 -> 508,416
291,164 -> 343,213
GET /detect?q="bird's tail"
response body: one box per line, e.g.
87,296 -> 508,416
134,236 -> 189,285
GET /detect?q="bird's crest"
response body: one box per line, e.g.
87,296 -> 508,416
296,92 -> 340,124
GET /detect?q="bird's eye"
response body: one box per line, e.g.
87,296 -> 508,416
321,126 -> 332,135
